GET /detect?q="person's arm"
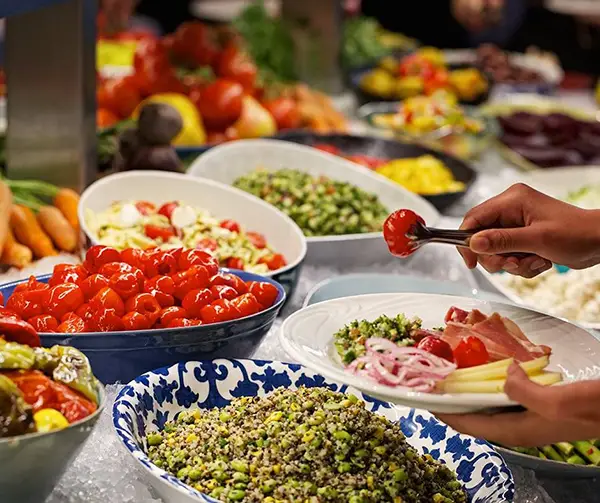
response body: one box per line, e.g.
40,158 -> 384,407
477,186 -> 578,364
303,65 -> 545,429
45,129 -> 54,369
458,183 -> 600,278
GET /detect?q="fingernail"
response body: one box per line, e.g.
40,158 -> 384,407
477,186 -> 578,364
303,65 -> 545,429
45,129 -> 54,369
470,235 -> 490,252
530,260 -> 547,271
502,262 -> 518,272
507,362 -> 520,375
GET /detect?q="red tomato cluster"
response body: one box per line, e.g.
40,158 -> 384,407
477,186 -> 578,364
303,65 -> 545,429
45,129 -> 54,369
2,246 -> 280,334
96,22 -> 301,138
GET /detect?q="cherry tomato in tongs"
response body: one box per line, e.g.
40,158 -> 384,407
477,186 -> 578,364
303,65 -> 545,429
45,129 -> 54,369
383,209 -> 533,259
0,315 -> 41,347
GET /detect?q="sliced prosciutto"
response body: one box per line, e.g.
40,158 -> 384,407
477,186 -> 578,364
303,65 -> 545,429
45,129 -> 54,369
441,306 -> 551,362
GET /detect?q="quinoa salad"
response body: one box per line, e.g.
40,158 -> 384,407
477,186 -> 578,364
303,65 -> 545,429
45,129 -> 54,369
146,387 -> 467,502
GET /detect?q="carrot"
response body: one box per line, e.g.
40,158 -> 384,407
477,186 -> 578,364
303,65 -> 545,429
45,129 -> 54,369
37,206 -> 78,252
1,228 -> 32,268
0,180 -> 12,258
10,205 -> 57,258
53,188 -> 80,233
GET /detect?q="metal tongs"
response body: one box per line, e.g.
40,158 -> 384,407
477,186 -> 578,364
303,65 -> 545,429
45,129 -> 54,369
407,220 -> 531,259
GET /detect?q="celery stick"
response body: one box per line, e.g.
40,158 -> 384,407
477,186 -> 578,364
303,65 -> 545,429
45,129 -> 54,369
554,442 -> 575,457
566,454 -> 587,465
573,441 -> 600,466
541,445 -> 563,462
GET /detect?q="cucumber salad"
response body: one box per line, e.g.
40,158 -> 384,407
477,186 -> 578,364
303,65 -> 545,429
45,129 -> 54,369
85,200 -> 286,273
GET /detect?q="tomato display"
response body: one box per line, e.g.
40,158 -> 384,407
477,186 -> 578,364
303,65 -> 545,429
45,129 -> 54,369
1,247 -> 280,333
192,79 -> 244,130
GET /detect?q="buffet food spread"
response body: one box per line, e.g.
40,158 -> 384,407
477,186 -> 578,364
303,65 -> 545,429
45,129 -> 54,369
3,2 -> 600,503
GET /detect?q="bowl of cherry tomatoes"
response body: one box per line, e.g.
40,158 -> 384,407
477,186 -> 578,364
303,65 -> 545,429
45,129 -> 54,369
0,246 -> 286,384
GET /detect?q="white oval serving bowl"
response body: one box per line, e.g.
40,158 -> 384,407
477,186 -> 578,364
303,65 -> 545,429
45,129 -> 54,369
79,170 -> 307,282
280,292 -> 600,413
187,139 -> 440,267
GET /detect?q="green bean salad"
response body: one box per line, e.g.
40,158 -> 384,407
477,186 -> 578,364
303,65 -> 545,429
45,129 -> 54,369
232,169 -> 389,237
146,387 -> 466,503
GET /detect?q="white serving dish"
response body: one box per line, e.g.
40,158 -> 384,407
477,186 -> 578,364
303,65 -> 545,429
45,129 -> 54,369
78,170 -> 307,278
280,292 -> 600,413
187,139 -> 439,267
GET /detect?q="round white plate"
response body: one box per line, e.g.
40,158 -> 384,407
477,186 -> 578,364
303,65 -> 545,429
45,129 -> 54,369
187,139 -> 439,268
280,292 -> 600,413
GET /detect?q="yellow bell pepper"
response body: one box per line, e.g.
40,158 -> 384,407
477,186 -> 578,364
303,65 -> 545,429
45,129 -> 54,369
133,93 -> 207,146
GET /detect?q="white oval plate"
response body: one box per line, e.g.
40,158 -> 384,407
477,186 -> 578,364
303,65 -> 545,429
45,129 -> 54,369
78,170 -> 307,277
187,139 -> 439,267
279,292 -> 600,413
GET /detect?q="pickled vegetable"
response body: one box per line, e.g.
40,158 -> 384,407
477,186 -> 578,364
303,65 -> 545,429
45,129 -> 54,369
0,374 -> 35,438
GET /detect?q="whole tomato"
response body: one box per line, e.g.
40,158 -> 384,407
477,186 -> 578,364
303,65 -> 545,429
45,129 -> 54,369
247,281 -> 279,308
122,311 -> 152,331
80,274 -> 110,301
181,288 -> 214,318
90,287 -> 125,317
28,314 -> 59,333
144,249 -> 179,277
191,79 -> 243,131
217,43 -> 257,93
103,77 -> 141,119
453,336 -> 490,369
171,22 -> 220,68
398,54 -> 435,79
230,293 -> 262,318
423,69 -> 450,96
262,97 -> 301,131
97,108 -> 119,129
84,246 -> 121,273
46,284 -> 85,320
417,336 -> 454,363
133,38 -> 169,73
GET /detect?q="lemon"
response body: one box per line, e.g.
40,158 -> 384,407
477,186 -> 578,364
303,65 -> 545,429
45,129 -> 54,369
34,408 -> 70,433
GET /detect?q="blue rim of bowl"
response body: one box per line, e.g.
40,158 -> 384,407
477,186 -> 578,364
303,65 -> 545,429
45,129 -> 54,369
1,269 -> 286,339
112,358 -> 515,502
0,382 -> 106,444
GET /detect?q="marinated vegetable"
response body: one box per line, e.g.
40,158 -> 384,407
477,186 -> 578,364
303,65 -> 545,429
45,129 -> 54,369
86,201 -> 285,273
233,169 -> 388,237
503,440 -> 600,467
146,387 -> 468,502
376,155 -> 465,195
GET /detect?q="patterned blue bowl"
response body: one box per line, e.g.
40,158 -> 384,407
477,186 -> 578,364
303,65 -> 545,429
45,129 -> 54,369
113,359 -> 514,503
0,273 -> 285,385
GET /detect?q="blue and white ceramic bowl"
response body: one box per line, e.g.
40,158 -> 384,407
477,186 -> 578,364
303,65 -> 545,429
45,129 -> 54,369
113,359 -> 514,503
0,273 -> 285,385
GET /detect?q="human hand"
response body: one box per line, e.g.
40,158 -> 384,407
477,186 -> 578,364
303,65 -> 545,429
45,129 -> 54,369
437,363 -> 600,446
458,183 -> 600,278
452,0 -> 504,32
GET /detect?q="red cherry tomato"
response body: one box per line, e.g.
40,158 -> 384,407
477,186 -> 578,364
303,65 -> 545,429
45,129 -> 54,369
79,274 -> 111,301
122,311 -> 152,331
247,281 -> 279,308
383,209 -> 425,258
219,219 -> 240,233
124,293 -> 162,324
121,248 -> 145,270
417,336 -> 455,363
196,238 -> 218,253
226,257 -> 245,270
262,97 -> 301,130
210,285 -> 238,301
192,79 -> 244,130
172,265 -> 210,300
181,288 -> 214,318
86,308 -> 125,332
178,249 -> 218,276
258,253 -> 286,271
453,336 -> 490,369
45,284 -> 85,320
157,202 -> 179,221
398,54 -> 435,78
423,69 -> 450,96
90,287 -> 125,317
84,246 -> 121,273
49,264 -> 87,287
246,232 -> 266,249
217,43 -> 257,93
167,318 -> 202,328
144,250 -> 179,278
144,224 -> 176,242
199,299 -> 238,324
158,306 -> 188,327
171,21 -> 219,67
210,273 -> 248,295
230,293 -> 262,318
103,77 -> 141,119
109,272 -> 142,300
56,313 -> 86,333
133,38 -> 168,73
135,201 -> 156,215
28,314 -> 59,333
